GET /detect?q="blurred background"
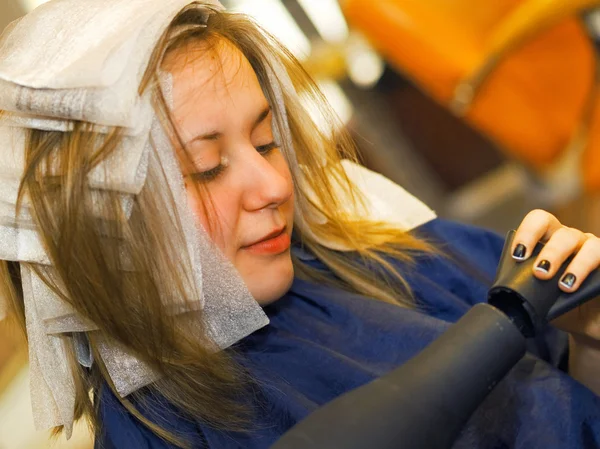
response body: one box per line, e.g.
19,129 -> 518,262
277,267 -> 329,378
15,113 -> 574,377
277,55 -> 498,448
1,0 -> 600,447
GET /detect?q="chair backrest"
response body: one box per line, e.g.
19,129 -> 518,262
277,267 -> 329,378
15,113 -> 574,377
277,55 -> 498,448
341,0 -> 597,179
583,91 -> 600,192
395,0 -> 522,35
341,0 -> 528,100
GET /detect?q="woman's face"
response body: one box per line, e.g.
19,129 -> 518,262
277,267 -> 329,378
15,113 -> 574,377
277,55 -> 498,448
165,39 -> 295,305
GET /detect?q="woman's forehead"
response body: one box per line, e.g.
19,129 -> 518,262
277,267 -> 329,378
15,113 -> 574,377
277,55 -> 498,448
167,40 -> 250,93
169,40 -> 263,109
165,38 -> 270,140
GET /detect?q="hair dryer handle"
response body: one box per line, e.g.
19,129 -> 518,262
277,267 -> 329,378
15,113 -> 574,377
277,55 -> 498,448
488,230 -> 600,335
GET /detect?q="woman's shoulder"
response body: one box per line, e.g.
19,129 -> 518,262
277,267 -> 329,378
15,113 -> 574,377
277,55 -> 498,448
414,218 -> 506,264
288,217 -> 508,326
295,217 -> 507,299
294,216 -> 505,299
402,218 -> 507,316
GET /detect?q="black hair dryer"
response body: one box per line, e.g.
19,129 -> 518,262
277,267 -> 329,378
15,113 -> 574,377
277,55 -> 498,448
272,231 -> 600,449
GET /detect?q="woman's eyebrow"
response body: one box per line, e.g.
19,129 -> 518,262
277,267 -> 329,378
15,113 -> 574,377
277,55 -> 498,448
185,131 -> 222,146
184,105 -> 271,146
251,105 -> 271,132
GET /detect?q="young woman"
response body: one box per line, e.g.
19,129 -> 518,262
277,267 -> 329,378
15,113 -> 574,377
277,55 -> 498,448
0,1 -> 599,448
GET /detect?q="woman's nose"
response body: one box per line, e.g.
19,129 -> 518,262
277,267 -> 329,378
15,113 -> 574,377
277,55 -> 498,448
241,147 -> 293,212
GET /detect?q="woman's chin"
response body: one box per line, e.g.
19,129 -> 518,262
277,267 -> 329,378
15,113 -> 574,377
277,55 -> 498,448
240,252 -> 295,306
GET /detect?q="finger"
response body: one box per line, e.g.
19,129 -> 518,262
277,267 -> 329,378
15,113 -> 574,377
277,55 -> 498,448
512,209 -> 562,261
558,236 -> 600,292
532,226 -> 587,280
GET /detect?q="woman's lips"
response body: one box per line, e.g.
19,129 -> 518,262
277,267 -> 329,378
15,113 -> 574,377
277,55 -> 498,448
242,229 -> 290,255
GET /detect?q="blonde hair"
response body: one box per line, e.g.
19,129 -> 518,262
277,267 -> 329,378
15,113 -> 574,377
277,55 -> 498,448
0,4 -> 433,448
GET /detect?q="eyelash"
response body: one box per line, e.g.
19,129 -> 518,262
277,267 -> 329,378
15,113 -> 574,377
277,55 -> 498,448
190,141 -> 279,182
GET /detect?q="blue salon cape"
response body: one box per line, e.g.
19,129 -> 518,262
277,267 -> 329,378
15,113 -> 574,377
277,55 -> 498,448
95,218 -> 600,449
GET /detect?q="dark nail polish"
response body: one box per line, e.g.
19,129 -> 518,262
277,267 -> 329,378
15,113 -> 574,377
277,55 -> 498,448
560,273 -> 577,289
536,260 -> 551,273
512,244 -> 526,259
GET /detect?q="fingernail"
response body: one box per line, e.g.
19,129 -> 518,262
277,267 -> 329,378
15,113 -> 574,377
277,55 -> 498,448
560,273 -> 577,289
535,260 -> 551,273
512,244 -> 526,260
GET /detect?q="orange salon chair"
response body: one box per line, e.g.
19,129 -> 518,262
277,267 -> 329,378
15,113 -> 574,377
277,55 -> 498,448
340,0 -> 600,193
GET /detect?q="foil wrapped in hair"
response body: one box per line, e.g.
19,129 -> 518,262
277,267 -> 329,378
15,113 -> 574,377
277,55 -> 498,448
0,0 -> 271,438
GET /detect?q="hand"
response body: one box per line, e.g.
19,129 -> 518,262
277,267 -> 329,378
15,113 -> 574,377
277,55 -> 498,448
511,209 -> 600,343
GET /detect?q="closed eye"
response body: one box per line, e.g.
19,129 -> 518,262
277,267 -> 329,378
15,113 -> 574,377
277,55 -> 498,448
188,142 -> 280,183
189,164 -> 226,182
256,141 -> 279,155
